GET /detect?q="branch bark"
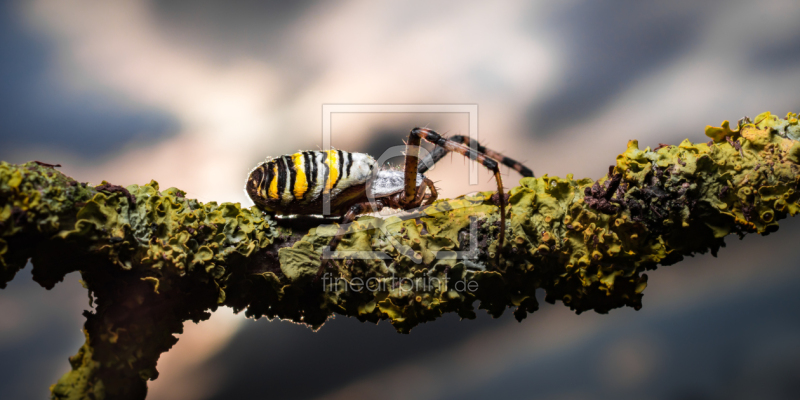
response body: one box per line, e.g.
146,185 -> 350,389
1,112 -> 800,399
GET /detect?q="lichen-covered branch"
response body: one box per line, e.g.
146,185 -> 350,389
1,112 -> 800,399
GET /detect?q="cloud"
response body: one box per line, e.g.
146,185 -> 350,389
0,1 -> 178,158
7,0 -> 800,399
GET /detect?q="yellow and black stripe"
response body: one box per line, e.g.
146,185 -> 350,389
247,149 -> 366,208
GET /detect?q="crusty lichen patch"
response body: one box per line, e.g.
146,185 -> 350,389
257,111 -> 800,332
1,111 -> 800,400
0,163 -> 281,400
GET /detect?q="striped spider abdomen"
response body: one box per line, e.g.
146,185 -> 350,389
246,150 -> 376,216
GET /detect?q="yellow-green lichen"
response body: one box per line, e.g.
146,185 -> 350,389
2,111 -> 800,400
0,163 -> 281,399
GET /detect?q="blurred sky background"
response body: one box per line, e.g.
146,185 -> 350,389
2,0 -> 800,399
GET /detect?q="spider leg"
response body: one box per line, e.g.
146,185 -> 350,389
421,178 -> 438,206
316,201 -> 378,278
403,128 -> 507,264
407,177 -> 438,207
418,135 -> 534,177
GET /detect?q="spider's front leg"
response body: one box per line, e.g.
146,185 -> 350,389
418,135 -> 534,178
403,127 -> 507,264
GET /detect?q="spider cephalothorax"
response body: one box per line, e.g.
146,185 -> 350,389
246,128 -> 534,275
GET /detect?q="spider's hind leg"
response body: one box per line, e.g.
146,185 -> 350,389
317,201 -> 379,279
418,135 -> 534,178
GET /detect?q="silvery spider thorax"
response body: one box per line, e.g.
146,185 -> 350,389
369,169 -> 425,196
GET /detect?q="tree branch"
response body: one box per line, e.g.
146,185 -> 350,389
1,112 -> 800,399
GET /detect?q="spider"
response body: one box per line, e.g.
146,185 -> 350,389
245,128 -> 534,276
